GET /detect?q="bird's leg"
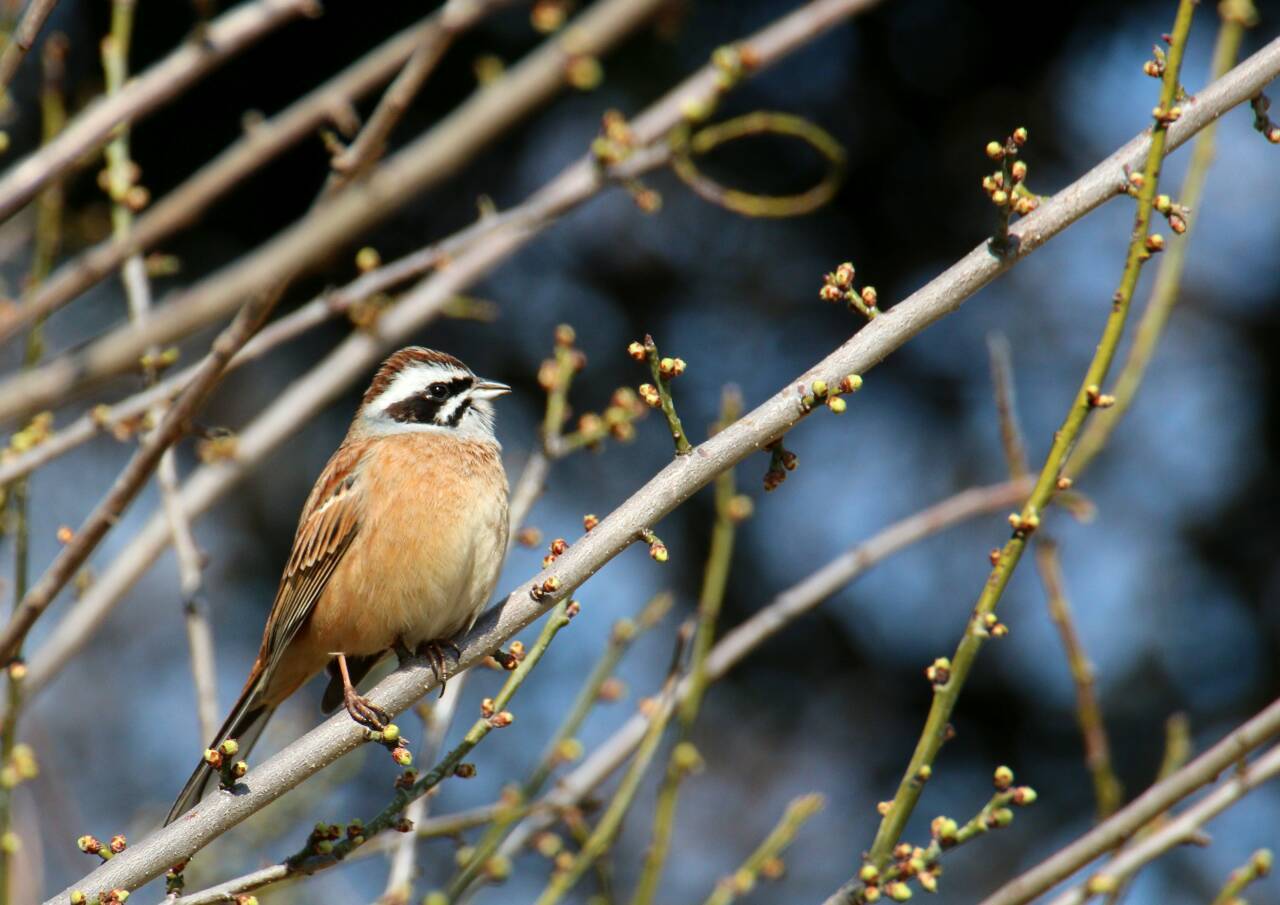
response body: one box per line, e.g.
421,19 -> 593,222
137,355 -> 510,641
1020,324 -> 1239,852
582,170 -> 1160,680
335,652 -> 389,731
392,638 -> 414,665
414,639 -> 461,698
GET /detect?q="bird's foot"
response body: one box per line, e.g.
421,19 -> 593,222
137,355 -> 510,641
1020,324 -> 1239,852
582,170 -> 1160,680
343,686 -> 389,732
415,639 -> 461,698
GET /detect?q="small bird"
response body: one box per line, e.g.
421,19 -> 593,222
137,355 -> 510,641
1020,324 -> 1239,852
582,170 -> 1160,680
166,348 -> 510,824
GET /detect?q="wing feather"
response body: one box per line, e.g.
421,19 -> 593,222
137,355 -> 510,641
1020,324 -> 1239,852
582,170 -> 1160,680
259,441 -> 367,681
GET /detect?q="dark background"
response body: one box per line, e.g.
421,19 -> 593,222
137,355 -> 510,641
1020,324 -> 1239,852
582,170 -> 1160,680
5,0 -> 1280,902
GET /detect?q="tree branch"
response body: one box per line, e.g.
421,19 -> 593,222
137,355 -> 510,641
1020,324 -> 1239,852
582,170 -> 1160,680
493,479 -> 1030,861
0,0 -> 672,418
979,700 -> 1280,905
0,0 -> 59,99
320,0 -> 517,199
0,0 -> 319,233
0,281 -> 282,663
1044,743 -> 1280,905
0,8 -> 483,344
36,18 -> 1280,905
21,0 -> 881,701
842,6 -> 1199,893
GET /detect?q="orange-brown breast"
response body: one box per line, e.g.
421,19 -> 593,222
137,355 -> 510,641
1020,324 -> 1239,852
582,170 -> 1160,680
263,432 -> 507,704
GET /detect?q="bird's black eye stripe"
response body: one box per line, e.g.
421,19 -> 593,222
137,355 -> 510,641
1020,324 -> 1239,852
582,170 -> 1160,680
383,375 -> 475,425
445,399 -> 472,427
386,396 -> 441,424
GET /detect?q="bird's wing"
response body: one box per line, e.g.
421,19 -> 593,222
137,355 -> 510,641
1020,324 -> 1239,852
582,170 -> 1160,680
259,438 -> 369,681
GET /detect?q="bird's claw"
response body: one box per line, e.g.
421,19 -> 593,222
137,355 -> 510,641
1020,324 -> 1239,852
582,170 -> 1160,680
343,688 -> 389,732
415,639 -> 459,698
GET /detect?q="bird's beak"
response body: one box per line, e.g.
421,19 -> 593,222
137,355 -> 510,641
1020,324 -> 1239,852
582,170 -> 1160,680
472,380 -> 512,400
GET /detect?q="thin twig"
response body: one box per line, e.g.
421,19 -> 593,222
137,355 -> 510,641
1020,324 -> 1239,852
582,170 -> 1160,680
0,0 -> 673,415
986,333 -> 1028,479
0,0 -> 319,233
0,0 -> 58,101
987,335 -> 1121,818
1210,848 -> 1273,905
321,0 -> 517,199
640,335 -> 692,455
631,389 -> 741,905
700,795 -> 823,905
1043,744 -> 1280,905
980,702 -> 1280,905
835,7 -> 1198,896
377,674 -> 468,905
532,659 -> 685,905
1033,541 -> 1121,818
443,593 -> 671,902
1066,0 -> 1259,478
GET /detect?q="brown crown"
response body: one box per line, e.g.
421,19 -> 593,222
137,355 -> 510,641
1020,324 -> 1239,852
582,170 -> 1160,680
362,347 -> 470,406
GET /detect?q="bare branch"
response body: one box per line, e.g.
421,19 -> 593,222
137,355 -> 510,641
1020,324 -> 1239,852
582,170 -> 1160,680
23,0 -> 881,700
0,0 -> 59,98
377,675 -> 467,905
0,0 -> 673,419
0,283 -> 282,663
497,479 -> 1030,860
320,0 -> 518,199
0,0 -> 319,233
1043,743 -> 1280,905
979,701 -> 1280,905
36,20 -> 1280,905
0,12 -> 446,343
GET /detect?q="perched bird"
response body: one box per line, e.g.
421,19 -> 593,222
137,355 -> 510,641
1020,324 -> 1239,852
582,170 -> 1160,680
166,348 -> 510,824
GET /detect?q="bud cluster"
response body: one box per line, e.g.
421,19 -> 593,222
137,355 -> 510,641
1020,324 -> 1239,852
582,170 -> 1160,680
1142,43 -> 1167,79
542,536 -> 569,569
982,128 -> 1038,220
820,261 -> 880,320
799,372 -> 863,415
639,527 -> 668,563
365,722 -> 413,768
203,738 -> 249,791
1006,507 -> 1040,537
762,439 -> 798,492
924,657 -> 951,688
0,742 -> 37,790
1085,384 -> 1117,409
629,335 -> 692,455
1252,93 -> 1280,144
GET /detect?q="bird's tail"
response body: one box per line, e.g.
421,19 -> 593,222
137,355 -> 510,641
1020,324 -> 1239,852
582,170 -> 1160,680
164,666 -> 275,825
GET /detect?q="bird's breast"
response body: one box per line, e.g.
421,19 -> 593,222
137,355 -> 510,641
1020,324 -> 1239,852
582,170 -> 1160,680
314,433 -> 508,653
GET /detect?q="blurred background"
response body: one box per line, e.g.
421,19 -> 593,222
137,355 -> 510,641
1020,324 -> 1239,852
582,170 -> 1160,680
2,0 -> 1280,901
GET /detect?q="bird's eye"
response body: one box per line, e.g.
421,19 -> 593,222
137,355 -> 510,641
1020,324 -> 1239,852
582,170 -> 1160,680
428,382 -> 449,399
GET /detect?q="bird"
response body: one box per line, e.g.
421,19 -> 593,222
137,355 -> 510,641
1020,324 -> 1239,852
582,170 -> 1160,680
165,347 -> 511,825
